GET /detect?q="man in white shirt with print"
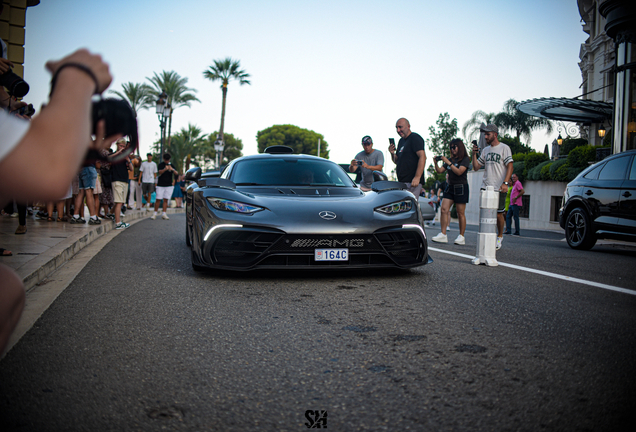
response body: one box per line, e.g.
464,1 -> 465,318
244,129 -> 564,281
471,124 -> 513,250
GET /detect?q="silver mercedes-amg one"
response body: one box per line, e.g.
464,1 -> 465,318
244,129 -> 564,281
185,146 -> 432,271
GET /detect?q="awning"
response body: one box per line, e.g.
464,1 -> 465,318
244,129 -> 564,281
516,97 -> 613,124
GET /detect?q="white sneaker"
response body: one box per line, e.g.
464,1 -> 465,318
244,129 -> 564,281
115,222 -> 129,230
150,214 -> 156,220
496,236 -> 503,250
446,226 -> 451,231
162,213 -> 169,220
454,235 -> 465,245
431,233 -> 448,243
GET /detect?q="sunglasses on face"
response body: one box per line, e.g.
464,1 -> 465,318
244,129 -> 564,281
450,145 -> 458,149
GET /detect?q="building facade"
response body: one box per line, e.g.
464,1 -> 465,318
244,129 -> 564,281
578,0 -> 615,147
579,0 -> 636,154
0,0 -> 39,78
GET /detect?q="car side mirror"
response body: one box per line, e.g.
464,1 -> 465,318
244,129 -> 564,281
185,167 -> 201,181
373,171 -> 388,182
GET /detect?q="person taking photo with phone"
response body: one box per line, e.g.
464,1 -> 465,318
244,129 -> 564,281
430,139 -> 471,245
349,135 -> 384,192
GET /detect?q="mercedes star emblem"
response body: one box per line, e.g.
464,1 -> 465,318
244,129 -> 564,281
319,211 -> 337,220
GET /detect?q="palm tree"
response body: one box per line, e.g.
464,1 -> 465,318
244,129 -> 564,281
167,124 -> 207,174
109,82 -> 154,155
109,82 -> 154,117
146,71 -> 200,149
203,58 -> 250,163
461,110 -> 497,143
494,98 -> 553,145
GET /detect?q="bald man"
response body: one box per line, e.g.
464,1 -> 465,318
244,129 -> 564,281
388,118 -> 426,197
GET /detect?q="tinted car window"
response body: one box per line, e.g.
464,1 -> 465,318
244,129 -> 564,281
598,156 -> 630,180
583,164 -> 603,180
230,158 -> 356,187
630,156 -> 636,180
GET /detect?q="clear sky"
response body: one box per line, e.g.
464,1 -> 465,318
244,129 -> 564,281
23,0 -> 585,174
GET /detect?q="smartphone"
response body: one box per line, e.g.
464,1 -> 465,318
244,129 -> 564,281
389,138 -> 395,145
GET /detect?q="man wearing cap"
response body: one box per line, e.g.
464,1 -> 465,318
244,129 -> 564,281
350,136 -> 384,192
471,124 -> 513,250
139,153 -> 158,211
389,118 -> 426,198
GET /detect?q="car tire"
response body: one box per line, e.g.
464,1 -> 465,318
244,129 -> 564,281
565,207 -> 597,250
185,223 -> 191,248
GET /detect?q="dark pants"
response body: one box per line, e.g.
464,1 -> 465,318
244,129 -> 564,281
506,205 -> 520,234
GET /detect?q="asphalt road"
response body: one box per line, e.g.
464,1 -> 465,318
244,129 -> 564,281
1,215 -> 635,431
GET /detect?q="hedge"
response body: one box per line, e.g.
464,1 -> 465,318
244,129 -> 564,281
568,145 -> 597,168
540,163 -> 554,180
527,160 -> 552,181
560,138 -> 588,156
549,158 -> 569,176
512,161 -> 526,182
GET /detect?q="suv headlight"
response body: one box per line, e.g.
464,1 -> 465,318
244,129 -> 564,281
375,199 -> 413,215
207,198 -> 264,214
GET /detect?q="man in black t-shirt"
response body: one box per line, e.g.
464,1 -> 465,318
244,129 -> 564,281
388,118 -> 427,198
151,153 -> 178,220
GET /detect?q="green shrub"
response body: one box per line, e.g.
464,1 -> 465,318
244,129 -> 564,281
512,161 -> 526,183
540,163 -> 553,180
549,158 -> 569,178
568,166 -> 585,181
560,138 -> 588,156
551,163 -> 571,182
527,160 -> 551,181
523,152 -> 550,178
567,145 -> 596,168
499,135 -> 533,154
511,153 -> 527,162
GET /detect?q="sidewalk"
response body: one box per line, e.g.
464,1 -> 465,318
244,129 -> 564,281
0,207 -> 184,292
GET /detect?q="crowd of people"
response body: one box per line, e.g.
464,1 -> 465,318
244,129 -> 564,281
351,118 -> 521,250
1,149 -> 186,232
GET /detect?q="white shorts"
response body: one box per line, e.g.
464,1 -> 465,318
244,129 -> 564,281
155,186 -> 174,200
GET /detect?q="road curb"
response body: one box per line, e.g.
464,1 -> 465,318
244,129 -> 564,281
20,208 -> 185,293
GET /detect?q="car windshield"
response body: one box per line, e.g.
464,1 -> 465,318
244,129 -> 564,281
229,158 -> 356,187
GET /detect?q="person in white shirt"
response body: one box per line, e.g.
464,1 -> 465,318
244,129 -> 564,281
139,153 -> 158,210
471,124 -> 513,250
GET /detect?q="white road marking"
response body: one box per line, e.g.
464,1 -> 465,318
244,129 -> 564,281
428,247 -> 636,296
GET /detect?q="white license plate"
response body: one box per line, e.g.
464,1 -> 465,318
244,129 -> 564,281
314,248 -> 349,261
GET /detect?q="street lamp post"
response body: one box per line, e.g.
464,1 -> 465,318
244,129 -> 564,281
214,137 -> 225,169
155,90 -> 171,157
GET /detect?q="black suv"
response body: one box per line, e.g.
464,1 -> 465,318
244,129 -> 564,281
559,149 -> 636,249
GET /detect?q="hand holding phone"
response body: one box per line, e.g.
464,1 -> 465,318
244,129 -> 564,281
388,138 -> 395,153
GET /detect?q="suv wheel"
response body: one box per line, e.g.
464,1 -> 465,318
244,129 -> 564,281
565,207 -> 597,250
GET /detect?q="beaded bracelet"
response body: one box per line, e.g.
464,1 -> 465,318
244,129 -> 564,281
49,62 -> 100,96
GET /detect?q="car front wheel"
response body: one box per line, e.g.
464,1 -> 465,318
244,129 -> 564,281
565,207 -> 597,250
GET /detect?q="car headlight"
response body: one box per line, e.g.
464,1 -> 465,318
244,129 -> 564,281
207,198 -> 264,214
375,199 -> 413,215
